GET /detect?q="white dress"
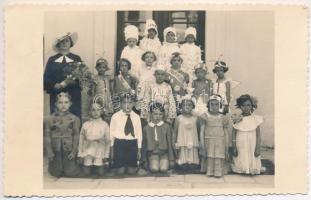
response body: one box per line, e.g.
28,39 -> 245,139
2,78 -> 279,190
121,45 -> 143,79
211,78 -> 240,105
139,37 -> 161,57
78,118 -> 110,160
158,42 -> 180,70
136,65 -> 156,110
180,43 -> 201,82
231,115 -> 263,174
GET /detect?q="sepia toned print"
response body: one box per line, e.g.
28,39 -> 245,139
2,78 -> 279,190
3,4 -> 308,196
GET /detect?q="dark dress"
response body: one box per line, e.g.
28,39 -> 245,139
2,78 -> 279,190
44,53 -> 82,118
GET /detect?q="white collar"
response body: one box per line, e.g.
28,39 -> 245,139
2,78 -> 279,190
148,121 -> 164,127
54,55 -> 74,63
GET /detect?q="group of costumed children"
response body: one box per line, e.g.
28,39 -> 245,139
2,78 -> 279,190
44,19 -> 264,178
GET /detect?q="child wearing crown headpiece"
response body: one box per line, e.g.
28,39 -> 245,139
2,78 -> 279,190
158,27 -> 181,70
121,25 -> 143,79
199,94 -> 229,177
91,58 -> 114,122
140,19 -> 161,58
192,62 -> 212,116
211,59 -> 240,114
44,92 -> 81,177
180,27 -> 202,83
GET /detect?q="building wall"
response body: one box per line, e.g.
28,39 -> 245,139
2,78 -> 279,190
206,11 -> 274,147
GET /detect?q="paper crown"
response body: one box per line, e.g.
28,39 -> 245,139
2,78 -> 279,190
163,27 -> 177,42
96,58 -> 109,69
53,32 -> 78,52
145,19 -> 158,36
124,25 -> 139,41
185,27 -> 197,39
209,94 -> 224,104
56,92 -> 72,99
194,62 -> 208,72
179,94 -> 196,105
213,60 -> 229,73
154,64 -> 166,72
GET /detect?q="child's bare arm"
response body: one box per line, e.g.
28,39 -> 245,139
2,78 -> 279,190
255,126 -> 261,157
225,81 -> 231,104
172,118 -> 179,147
232,128 -> 238,157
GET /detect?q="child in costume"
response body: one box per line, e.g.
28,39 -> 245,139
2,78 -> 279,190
140,19 -> 161,58
180,27 -> 202,82
113,58 -> 138,97
121,25 -> 143,79
78,103 -> 110,176
173,95 -> 200,172
92,58 -> 114,121
199,95 -> 229,177
141,102 -> 175,173
136,51 -> 157,111
158,27 -> 181,70
192,63 -> 212,116
44,92 -> 81,177
110,93 -> 143,175
140,65 -> 177,125
211,60 -> 239,114
166,52 -> 190,113
231,94 -> 263,175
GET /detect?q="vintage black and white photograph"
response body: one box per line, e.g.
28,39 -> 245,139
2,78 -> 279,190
42,10 -> 275,189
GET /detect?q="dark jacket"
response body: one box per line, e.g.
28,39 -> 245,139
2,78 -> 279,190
141,122 -> 175,162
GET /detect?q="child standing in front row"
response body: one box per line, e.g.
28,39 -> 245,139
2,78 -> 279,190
44,92 -> 81,177
174,95 -> 200,172
141,102 -> 175,173
77,103 -> 110,176
199,95 -> 229,177
231,94 -> 263,175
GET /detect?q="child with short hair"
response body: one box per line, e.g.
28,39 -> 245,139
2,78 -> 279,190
192,63 -> 212,116
92,58 -> 114,121
140,19 -> 161,57
166,52 -> 190,113
77,103 -> 110,176
113,58 -> 138,98
211,60 -> 239,114
136,51 -> 157,111
121,25 -> 143,78
180,27 -> 202,82
44,92 -> 81,177
231,94 -> 263,175
173,95 -> 200,172
158,27 -> 181,70
140,66 -> 177,125
199,95 -> 229,177
110,93 -> 142,175
141,102 -> 175,173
